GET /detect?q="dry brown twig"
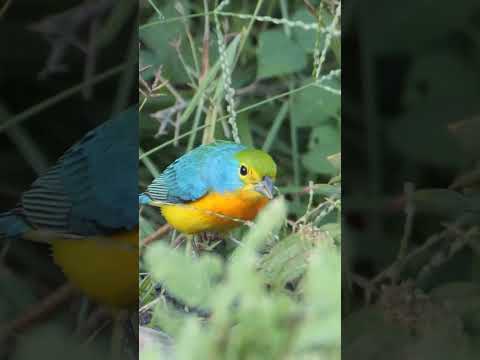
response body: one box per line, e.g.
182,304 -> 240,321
141,224 -> 172,251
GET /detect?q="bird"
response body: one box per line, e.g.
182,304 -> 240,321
0,106 -> 138,310
139,141 -> 277,235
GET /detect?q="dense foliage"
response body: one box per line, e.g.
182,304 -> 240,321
139,0 -> 341,359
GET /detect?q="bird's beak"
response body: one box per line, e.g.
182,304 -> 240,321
254,176 -> 275,199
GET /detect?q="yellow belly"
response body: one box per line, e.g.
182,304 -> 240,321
160,190 -> 269,234
51,229 -> 138,309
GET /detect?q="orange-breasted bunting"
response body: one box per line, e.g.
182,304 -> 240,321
0,107 -> 138,309
139,141 -> 277,234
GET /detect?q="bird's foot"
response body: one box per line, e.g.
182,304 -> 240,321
196,232 -> 224,252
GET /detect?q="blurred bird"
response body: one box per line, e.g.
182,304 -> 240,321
0,107 -> 138,314
139,141 -> 277,234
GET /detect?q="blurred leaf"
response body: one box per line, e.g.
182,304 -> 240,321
227,198 -> 289,296
239,197 -> 288,251
140,216 -> 156,240
278,183 -> 339,197
174,319 -> 213,360
403,54 -> 479,111
295,246 -> 341,351
388,114 -> 467,169
412,188 -> 469,218
389,53 -> 479,168
232,62 -> 257,89
258,234 -> 310,289
319,222 -> 341,244
139,325 -> 175,360
256,29 -> 307,79
236,112 -> 254,147
360,1 -> 477,54
327,152 -> 341,172
291,8 -> 321,53
145,243 -> 223,308
449,115 -> 480,161
301,124 -> 340,175
291,79 -> 340,127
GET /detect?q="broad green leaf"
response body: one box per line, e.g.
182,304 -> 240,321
360,1 -> 477,54
291,79 -> 340,127
301,124 -> 340,175
388,54 -> 479,168
256,29 -> 307,79
235,112 -> 254,147
139,1 -> 191,82
291,8 -> 321,53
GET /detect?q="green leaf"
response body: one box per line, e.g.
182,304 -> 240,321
258,234 -> 310,289
236,112 -> 254,147
228,198 -> 288,293
139,1 -> 207,83
145,242 -> 223,308
388,54 -> 480,169
278,183 -> 339,197
327,152 -> 341,172
291,8 -> 323,53
360,1 -> 477,54
256,30 -> 307,79
291,79 -> 340,127
295,246 -> 341,350
301,124 -> 340,175
240,197 -> 288,250
140,216 -> 156,240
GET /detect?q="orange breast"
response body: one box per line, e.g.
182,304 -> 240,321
160,190 -> 269,234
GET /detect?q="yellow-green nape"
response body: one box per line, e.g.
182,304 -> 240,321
235,148 -> 277,178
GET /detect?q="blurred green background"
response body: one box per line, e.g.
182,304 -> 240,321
343,1 -> 480,358
139,0 -> 341,359
0,1 -> 136,359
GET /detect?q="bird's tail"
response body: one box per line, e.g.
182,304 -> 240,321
139,193 -> 152,206
0,211 -> 30,240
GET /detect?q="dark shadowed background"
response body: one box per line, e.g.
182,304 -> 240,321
0,1 -> 137,359
343,0 -> 480,358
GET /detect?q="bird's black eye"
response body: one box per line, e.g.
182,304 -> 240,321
240,165 -> 248,176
